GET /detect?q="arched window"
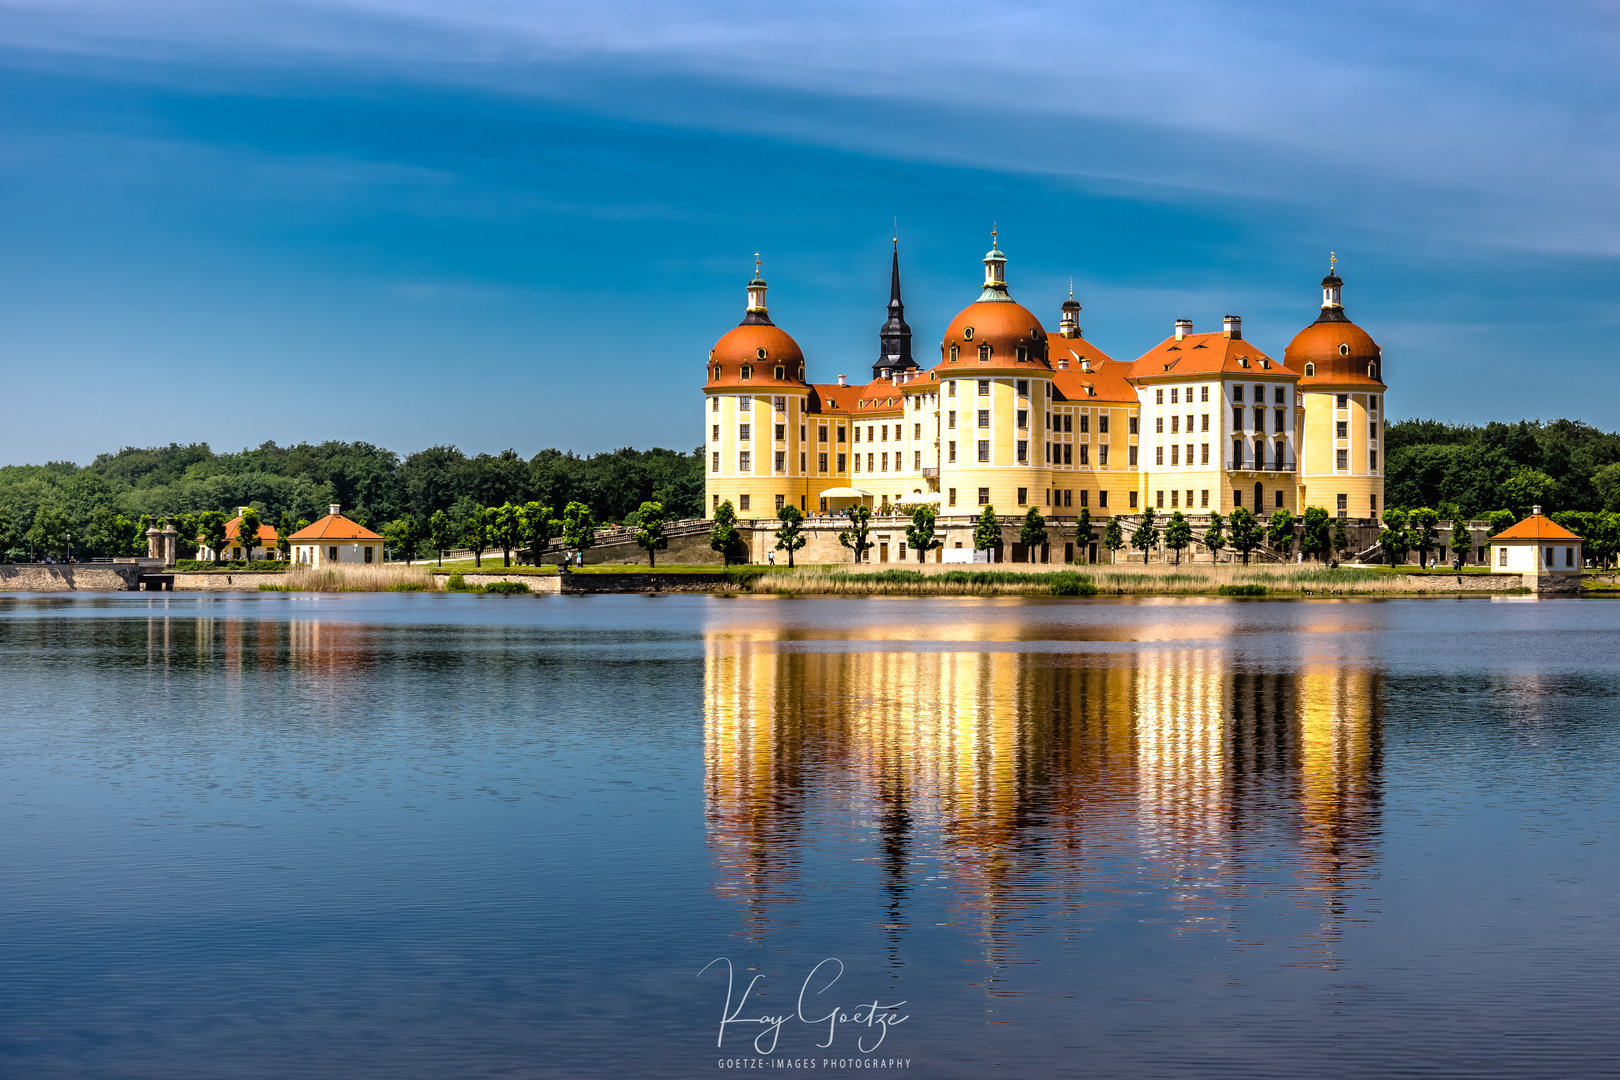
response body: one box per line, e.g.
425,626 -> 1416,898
1304,362 -> 1315,377
1015,345 -> 1027,363
713,364 -> 722,380
740,364 -> 752,380
978,343 -> 991,362
1368,363 -> 1376,379
949,344 -> 959,362
774,365 -> 784,380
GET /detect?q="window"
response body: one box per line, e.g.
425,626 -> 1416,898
712,397 -> 719,413
1018,487 -> 1028,505
1171,415 -> 1180,434
1128,446 -> 1138,467
1155,446 -> 1164,465
1336,420 -> 1348,438
818,452 -> 828,472
740,397 -> 751,412
1155,417 -> 1164,434
1370,450 -> 1378,470
775,493 -> 785,512
1233,407 -> 1244,431
713,494 -> 720,510
978,440 -> 990,462
948,380 -> 957,396
914,423 -> 922,440
837,453 -> 847,472
914,451 -> 922,469
868,426 -> 875,441
775,424 -> 785,441
978,380 -> 990,396
1371,494 -> 1378,513
739,451 -> 751,472
1200,443 -> 1209,465
1305,362 -> 1316,376
1567,547 -> 1576,568
1232,490 -> 1242,508
1095,414 -> 1108,435
1499,547 -> 1508,566
1155,388 -> 1164,404
1078,490 -> 1088,507
836,425 -> 846,442
1075,415 -> 1085,433
1275,408 -> 1285,432
978,487 -> 990,505
1017,410 -> 1028,429
978,409 -> 990,428
948,410 -> 957,429
868,453 -> 875,471
818,425 -> 828,442
1017,440 -> 1028,463
1545,547 -> 1553,568
1336,493 -> 1348,510
774,396 -> 786,413
1232,438 -> 1243,467
1275,490 -> 1284,508
739,423 -> 751,441
978,344 -> 991,362
949,441 -> 957,462
1200,386 -> 1209,402
1200,489 -> 1209,508
1254,407 -> 1265,431
1128,491 -> 1138,508
1128,417 -> 1139,435
1370,421 -> 1378,440
328,546 -> 338,561
712,451 -> 720,472
950,344 -> 959,362
1336,449 -> 1348,470
1017,380 -> 1029,396
740,494 -> 751,511
740,364 -> 752,380
1170,388 -> 1179,405
1233,386 -> 1244,403
1337,393 -> 1348,408
1156,490 -> 1164,508
1370,395 -> 1380,412
964,327 -> 974,341
1201,413 -> 1209,432
775,451 -> 786,472
1099,491 -> 1109,508
712,424 -> 720,441
880,425 -> 888,442
949,488 -> 957,507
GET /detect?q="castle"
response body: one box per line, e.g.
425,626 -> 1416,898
702,234 -> 1385,561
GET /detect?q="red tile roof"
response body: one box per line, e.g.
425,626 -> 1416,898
287,513 -> 383,542
223,515 -> 278,544
1128,332 -> 1298,380
1493,514 -> 1582,541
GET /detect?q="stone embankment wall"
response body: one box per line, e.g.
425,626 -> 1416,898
0,565 -> 142,591
171,574 -> 285,591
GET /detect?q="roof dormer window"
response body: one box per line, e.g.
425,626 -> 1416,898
1305,362 -> 1316,377
757,347 -> 769,360
963,327 -> 974,341
740,364 -> 753,380
978,343 -> 991,362
774,365 -> 784,380
949,344 -> 959,362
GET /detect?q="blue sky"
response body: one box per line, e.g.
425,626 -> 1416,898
1,1 -> 1617,464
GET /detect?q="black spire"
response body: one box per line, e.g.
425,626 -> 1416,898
874,239 -> 915,380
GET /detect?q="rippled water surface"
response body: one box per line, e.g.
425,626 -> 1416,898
2,592 -> 1619,1079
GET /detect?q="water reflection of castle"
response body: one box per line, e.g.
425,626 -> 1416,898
704,629 -> 1383,961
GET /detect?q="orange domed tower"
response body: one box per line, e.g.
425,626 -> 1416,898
929,230 -> 1054,514
1284,257 -> 1387,523
703,259 -> 813,520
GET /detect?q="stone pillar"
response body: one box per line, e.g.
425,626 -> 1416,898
146,526 -> 163,561
161,521 -> 179,567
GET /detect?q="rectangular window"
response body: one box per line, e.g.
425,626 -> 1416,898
949,440 -> 957,462
1170,388 -> 1179,404
1370,450 -> 1378,470
774,396 -> 786,413
1336,420 -> 1348,438
881,425 -> 888,441
1170,490 -> 1178,508
837,453 -> 847,472
948,488 -> 958,506
713,494 -> 719,510
881,453 -> 889,472
868,453 -> 875,472
1017,409 -> 1028,429
328,546 -> 338,561
740,494 -> 750,511
1336,449 -> 1349,470
1275,408 -> 1285,432
1099,491 -> 1109,508
1079,490 -> 1088,507
1200,443 -> 1209,465
978,487 -> 990,505
364,546 -> 373,564
868,426 -> 875,442
948,381 -> 957,396
739,451 -> 751,472
774,424 -> 785,441
1275,490 -> 1284,508
1046,442 -> 1051,463
1232,490 -> 1241,508
978,380 -> 990,396
1337,393 -> 1349,408
978,409 -> 990,428
1499,547 -> 1508,566
1370,394 -> 1379,412
1129,417 -> 1138,435
1233,386 -> 1244,403
1099,415 -> 1110,434
818,425 -> 828,442
774,451 -> 786,471
1232,439 -> 1243,468
1129,446 -> 1138,467
740,397 -> 751,411
1155,446 -> 1164,465
818,452 -> 828,472
1129,491 -> 1138,508
775,493 -> 785,512
1200,489 -> 1209,508
1099,445 -> 1109,466
1017,380 -> 1029,396
837,425 -> 846,442
1370,421 -> 1379,440
1155,388 -> 1164,404
1201,414 -> 1209,432
712,451 -> 720,472
978,440 -> 990,462
1200,386 -> 1209,402
1017,487 -> 1028,505
1566,547 -> 1575,568
1017,440 -> 1029,463
914,451 -> 922,469
948,410 -> 957,428
712,424 -> 720,441
1171,415 -> 1179,434
1234,407 -> 1244,430
1155,417 -> 1164,434
1337,493 -> 1348,510
739,424 -> 750,441
712,397 -> 720,413
1254,407 -> 1265,431
914,423 -> 922,440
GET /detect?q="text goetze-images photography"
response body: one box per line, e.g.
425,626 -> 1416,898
3,4 -> 1620,1079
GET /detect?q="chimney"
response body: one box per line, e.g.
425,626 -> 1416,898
1174,319 -> 1192,341
1223,314 -> 1242,339
238,506 -> 250,517
329,504 -> 342,517
838,374 -> 848,387
1532,504 -> 1542,516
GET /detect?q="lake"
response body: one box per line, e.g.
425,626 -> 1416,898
2,592 -> 1617,1079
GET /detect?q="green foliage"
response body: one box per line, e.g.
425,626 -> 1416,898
197,510 -> 228,562
481,580 -> 531,594
1228,507 -> 1263,564
275,512 -> 294,558
838,504 -> 874,563
462,506 -> 491,567
1267,508 -> 1297,557
381,515 -> 423,564
446,572 -> 472,591
26,504 -> 71,558
1073,506 -> 1093,561
175,559 -> 283,572
636,500 -> 671,568
1331,516 -> 1350,557
1582,510 -> 1620,568
904,504 -> 940,563
237,508 -> 261,556
1202,511 -> 1225,558
1379,508 -> 1411,565
710,500 -> 742,566
1163,511 -> 1192,564
1300,506 -> 1330,562
83,507 -> 137,558
1101,516 -> 1124,558
1449,514 -> 1473,566
1485,509 -> 1517,536
522,502 -> 560,565
972,505 -> 1001,552
489,502 -> 524,567
1500,466 -> 1558,518
1049,571 -> 1098,596
1407,507 -> 1440,564
386,581 -> 429,592
1385,417 -> 1620,516
1131,508 -> 1159,562
561,501 -> 596,558
1019,506 -> 1048,550
1217,583 -> 1268,596
429,509 -> 455,565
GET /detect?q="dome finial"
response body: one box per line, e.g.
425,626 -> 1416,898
1329,250 -> 1336,275
980,226 -> 1010,301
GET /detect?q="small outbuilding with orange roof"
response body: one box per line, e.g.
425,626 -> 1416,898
1490,506 -> 1583,579
286,505 -> 385,567
198,507 -> 282,562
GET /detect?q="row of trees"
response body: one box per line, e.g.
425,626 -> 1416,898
377,500 -> 678,568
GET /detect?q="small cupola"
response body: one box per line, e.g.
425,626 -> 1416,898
979,224 -> 1011,302
743,254 -> 772,325
1059,279 -> 1082,338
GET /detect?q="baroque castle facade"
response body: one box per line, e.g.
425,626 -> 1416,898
702,236 -> 1385,558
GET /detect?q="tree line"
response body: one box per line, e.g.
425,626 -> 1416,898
0,440 -> 702,560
